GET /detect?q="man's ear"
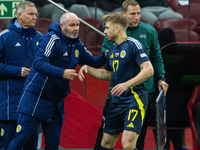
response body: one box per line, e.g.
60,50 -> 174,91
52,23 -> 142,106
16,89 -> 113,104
121,11 -> 125,15
18,12 -> 22,19
115,25 -> 120,33
60,23 -> 63,29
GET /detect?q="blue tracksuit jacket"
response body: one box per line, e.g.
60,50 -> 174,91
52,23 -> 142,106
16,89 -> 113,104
18,23 -> 106,123
0,18 -> 42,121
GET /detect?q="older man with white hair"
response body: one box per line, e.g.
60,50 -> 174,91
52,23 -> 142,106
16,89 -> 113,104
0,1 -> 42,150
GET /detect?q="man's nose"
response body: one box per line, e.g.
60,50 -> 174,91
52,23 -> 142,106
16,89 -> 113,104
33,14 -> 37,20
135,14 -> 139,20
75,25 -> 79,31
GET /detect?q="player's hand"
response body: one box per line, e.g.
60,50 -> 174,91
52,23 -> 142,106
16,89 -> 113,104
78,65 -> 87,81
111,83 -> 128,97
21,67 -> 30,77
62,69 -> 78,80
105,50 -> 109,57
158,80 -> 169,96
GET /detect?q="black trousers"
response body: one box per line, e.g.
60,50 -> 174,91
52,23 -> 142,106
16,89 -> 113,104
163,129 -> 183,150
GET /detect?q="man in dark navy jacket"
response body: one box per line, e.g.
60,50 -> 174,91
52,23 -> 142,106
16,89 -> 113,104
7,12 -> 106,150
0,1 -> 42,150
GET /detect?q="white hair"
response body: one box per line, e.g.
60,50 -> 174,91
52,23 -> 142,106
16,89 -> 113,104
16,1 -> 36,14
60,12 -> 78,24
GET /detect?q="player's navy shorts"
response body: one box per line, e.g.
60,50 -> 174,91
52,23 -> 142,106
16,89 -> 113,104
103,90 -> 148,135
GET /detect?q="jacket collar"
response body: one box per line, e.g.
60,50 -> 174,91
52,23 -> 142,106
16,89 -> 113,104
7,18 -> 38,36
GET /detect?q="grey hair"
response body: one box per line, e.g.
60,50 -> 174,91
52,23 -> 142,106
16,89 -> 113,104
60,12 -> 69,24
60,12 -> 78,24
16,1 -> 36,14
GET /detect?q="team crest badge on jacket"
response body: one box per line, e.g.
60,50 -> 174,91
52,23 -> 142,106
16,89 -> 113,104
16,125 -> 22,132
36,41 -> 39,46
75,49 -> 79,58
1,128 -> 4,136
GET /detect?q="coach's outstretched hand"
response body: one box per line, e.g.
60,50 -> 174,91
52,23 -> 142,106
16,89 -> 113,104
63,69 -> 78,80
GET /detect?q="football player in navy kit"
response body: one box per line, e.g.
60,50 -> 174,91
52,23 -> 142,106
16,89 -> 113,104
78,12 -> 154,150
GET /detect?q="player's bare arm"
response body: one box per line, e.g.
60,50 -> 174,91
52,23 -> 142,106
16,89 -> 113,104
111,61 -> 154,96
78,65 -> 112,81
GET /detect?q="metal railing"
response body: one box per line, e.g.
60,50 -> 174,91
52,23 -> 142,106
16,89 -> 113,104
47,0 -> 105,37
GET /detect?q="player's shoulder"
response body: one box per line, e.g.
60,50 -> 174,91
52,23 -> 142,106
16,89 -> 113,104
127,37 -> 143,49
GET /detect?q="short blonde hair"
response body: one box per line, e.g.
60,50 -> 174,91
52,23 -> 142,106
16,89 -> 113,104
103,12 -> 129,30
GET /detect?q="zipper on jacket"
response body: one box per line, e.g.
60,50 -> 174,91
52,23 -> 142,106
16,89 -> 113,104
7,78 -> 9,120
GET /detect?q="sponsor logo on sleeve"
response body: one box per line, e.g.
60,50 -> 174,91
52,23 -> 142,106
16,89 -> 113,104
140,53 -> 147,58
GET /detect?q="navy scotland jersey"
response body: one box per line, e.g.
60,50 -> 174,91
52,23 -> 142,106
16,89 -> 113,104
105,37 -> 149,105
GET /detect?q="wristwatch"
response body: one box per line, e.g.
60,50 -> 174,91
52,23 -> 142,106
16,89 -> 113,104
158,76 -> 166,82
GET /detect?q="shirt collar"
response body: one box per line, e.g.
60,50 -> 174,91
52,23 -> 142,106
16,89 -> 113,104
14,19 -> 22,29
